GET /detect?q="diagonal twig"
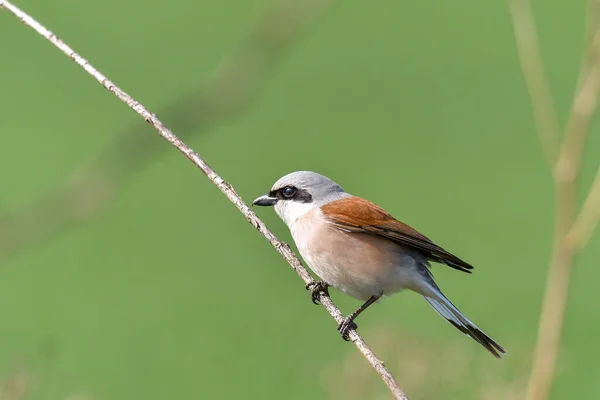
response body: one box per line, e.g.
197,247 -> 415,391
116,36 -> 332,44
0,1 -> 408,398
0,0 -> 334,263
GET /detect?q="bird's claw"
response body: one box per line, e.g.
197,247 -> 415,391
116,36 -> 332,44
337,317 -> 358,341
305,281 -> 330,305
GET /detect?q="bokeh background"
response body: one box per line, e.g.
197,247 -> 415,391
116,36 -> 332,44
1,0 -> 598,399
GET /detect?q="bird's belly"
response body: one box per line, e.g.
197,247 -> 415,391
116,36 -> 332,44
291,214 -> 424,301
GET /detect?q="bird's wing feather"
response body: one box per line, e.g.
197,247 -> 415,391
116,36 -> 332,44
321,197 -> 473,273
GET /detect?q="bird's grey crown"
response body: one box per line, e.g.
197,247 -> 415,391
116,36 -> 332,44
270,171 -> 350,207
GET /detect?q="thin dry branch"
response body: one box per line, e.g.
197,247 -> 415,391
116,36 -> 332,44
509,1 -> 600,400
0,1 -> 407,399
0,0 -> 334,263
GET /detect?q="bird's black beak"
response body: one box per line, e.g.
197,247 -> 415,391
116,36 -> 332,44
252,194 -> 277,206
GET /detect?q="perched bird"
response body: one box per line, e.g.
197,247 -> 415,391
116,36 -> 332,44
253,171 -> 506,358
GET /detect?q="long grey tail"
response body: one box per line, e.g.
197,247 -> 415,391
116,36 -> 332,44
422,284 -> 507,358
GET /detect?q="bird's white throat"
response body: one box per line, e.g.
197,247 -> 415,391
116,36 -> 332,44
274,200 -> 316,227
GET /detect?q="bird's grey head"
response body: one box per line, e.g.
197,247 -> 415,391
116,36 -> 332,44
252,171 -> 350,226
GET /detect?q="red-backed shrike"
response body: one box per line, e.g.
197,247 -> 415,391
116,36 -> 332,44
253,171 -> 506,358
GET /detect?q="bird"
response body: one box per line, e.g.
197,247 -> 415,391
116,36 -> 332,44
252,171 -> 506,358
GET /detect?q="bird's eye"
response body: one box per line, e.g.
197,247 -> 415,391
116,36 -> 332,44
282,186 -> 297,198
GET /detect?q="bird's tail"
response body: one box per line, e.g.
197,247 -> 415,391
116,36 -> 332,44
422,282 -> 507,358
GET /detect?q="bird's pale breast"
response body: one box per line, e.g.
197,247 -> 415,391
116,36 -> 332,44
290,208 -> 426,300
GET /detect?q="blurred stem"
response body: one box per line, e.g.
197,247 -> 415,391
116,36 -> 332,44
525,164 -> 576,400
567,166 -> 600,249
523,11 -> 600,400
577,0 -> 600,90
508,0 -> 561,168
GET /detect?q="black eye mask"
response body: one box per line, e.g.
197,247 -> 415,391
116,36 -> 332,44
269,186 -> 313,203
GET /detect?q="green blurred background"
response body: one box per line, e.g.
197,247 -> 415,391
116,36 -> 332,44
1,0 -> 598,398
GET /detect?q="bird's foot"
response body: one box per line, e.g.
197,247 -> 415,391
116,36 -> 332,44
337,317 -> 358,341
305,281 -> 330,305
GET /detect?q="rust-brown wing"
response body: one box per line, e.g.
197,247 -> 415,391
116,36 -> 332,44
321,197 -> 473,273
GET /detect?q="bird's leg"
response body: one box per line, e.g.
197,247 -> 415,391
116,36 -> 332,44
338,293 -> 382,341
305,281 -> 330,305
